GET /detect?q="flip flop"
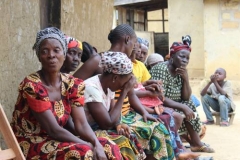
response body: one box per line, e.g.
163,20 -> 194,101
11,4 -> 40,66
191,145 -> 215,153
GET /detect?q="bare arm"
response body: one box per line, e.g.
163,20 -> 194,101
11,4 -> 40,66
163,97 -> 195,120
200,82 -> 212,96
71,107 -> 108,160
32,110 -> 89,145
176,67 -> 191,100
63,116 -> 77,135
87,91 -> 128,130
214,82 -> 227,95
71,107 -> 99,145
73,56 -> 102,80
87,76 -> 135,129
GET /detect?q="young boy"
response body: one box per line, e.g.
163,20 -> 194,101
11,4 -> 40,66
200,68 -> 235,126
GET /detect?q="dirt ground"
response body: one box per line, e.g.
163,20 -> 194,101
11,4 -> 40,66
191,95 -> 240,160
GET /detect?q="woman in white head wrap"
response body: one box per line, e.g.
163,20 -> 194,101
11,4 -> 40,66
146,53 -> 164,70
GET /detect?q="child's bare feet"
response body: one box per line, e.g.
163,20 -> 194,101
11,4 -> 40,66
178,152 -> 200,160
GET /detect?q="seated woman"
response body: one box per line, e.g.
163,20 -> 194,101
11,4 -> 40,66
11,27 -> 122,160
60,36 -> 83,73
135,38 -> 149,63
145,53 -> 164,70
130,41 -> 200,160
61,37 -> 143,160
108,24 -> 175,160
150,35 -> 214,153
84,51 -> 144,160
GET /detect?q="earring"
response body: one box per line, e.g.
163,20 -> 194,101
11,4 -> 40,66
113,80 -> 115,83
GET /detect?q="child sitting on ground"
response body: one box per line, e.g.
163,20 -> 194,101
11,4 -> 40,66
200,68 -> 236,126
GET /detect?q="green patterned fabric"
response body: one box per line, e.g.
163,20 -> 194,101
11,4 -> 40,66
122,111 -> 175,160
150,62 -> 202,135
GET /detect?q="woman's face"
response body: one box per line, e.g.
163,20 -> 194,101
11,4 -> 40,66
136,44 -> 148,62
172,49 -> 190,68
39,38 -> 65,72
125,35 -> 137,57
110,73 -> 132,92
63,47 -> 82,73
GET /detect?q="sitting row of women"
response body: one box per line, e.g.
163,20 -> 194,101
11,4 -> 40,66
10,25 -> 212,160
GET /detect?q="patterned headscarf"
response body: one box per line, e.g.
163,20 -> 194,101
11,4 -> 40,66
32,27 -> 67,57
138,37 -> 149,49
99,51 -> 133,75
170,35 -> 191,56
66,36 -> 83,50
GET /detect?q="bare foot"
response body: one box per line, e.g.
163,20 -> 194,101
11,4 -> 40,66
178,152 -> 200,160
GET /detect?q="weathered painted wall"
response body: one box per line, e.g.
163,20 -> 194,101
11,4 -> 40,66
204,0 -> 240,80
0,0 -> 40,119
204,0 -> 240,95
168,0 -> 204,78
61,0 -> 114,52
0,0 -> 40,147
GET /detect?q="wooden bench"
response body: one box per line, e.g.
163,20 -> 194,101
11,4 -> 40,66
212,111 -> 235,125
0,104 -> 25,160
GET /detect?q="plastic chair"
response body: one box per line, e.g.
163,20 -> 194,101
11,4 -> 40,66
0,104 -> 25,160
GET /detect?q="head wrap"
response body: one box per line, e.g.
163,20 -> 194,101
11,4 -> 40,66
99,51 -> 133,75
66,36 -> 83,50
146,53 -> 164,66
170,35 -> 191,56
138,37 -> 149,50
32,27 -> 67,57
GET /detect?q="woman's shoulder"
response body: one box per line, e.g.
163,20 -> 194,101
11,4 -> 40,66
61,73 -> 84,86
151,61 -> 168,71
19,72 -> 41,88
84,75 -> 100,87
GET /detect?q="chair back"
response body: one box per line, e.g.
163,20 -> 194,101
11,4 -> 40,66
0,104 -> 25,160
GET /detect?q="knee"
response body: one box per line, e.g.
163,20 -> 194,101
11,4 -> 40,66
218,95 -> 226,103
172,112 -> 183,124
201,94 -> 209,102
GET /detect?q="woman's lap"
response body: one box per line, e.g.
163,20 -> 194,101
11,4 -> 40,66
18,136 -> 121,160
95,130 -> 143,160
122,111 -> 175,160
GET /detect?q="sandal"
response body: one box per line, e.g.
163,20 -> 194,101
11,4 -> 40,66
220,121 -> 229,127
191,145 -> 215,153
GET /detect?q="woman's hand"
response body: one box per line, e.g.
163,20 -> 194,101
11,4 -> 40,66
93,143 -> 108,160
176,67 -> 188,81
142,112 -> 158,122
122,76 -> 137,94
116,123 -> 131,138
182,104 -> 195,121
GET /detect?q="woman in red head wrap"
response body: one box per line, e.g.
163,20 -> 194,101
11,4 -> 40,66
150,35 -> 215,154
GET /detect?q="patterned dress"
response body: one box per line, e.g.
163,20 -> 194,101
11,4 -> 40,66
150,62 -> 202,135
115,91 -> 175,160
11,72 -> 122,160
84,75 -> 144,160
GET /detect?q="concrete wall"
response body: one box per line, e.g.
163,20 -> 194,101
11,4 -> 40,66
204,0 -> 240,80
0,0 -> 40,147
168,0 -> 205,78
204,0 -> 240,95
61,0 -> 114,53
0,0 -> 40,119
